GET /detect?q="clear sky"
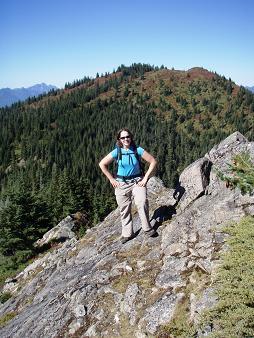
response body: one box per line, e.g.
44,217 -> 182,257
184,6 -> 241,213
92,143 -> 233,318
1,0 -> 254,89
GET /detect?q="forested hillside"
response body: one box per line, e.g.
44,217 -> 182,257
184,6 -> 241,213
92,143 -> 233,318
0,63 -> 253,274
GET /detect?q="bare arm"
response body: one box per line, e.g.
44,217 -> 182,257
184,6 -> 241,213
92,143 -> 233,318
99,153 -> 120,188
138,150 -> 157,186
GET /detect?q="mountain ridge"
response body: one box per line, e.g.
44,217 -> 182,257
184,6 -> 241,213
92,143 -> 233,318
0,83 -> 58,107
18,66 -> 238,109
246,85 -> 254,93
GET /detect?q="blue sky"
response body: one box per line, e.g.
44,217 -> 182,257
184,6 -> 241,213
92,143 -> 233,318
1,0 -> 254,88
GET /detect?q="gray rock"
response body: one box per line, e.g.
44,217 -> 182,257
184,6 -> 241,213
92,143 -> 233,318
34,215 -> 76,248
140,292 -> 184,334
205,131 -> 248,163
121,283 -> 139,325
68,317 -> 84,335
156,256 -> 188,290
73,304 -> 87,318
85,324 -> 98,336
178,157 -> 212,211
190,288 -> 217,323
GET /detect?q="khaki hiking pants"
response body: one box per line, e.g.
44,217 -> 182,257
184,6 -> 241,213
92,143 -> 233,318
115,179 -> 152,238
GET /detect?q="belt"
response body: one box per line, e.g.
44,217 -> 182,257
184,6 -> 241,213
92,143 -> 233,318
116,173 -> 142,180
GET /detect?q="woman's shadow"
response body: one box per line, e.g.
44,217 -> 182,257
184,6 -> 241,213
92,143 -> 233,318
150,204 -> 177,231
134,182 -> 185,238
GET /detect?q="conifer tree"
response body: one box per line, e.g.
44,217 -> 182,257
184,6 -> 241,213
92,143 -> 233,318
0,180 -> 53,266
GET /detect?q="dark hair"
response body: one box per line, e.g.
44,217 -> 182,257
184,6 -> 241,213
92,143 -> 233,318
116,128 -> 136,148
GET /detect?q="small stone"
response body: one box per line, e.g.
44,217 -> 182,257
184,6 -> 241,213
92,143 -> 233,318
196,261 -> 211,274
213,232 -> 225,244
189,271 -> 198,284
114,312 -> 120,324
135,330 -> 148,338
142,293 -> 181,334
189,232 -> 198,243
68,319 -> 83,335
187,261 -> 195,269
85,324 -> 97,337
125,265 -> 133,272
137,260 -> 146,270
74,304 -> 87,317
94,309 -> 104,320
189,248 -> 200,257
151,287 -> 158,293
165,243 -> 187,256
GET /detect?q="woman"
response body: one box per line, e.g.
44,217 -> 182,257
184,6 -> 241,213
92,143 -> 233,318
99,128 -> 157,243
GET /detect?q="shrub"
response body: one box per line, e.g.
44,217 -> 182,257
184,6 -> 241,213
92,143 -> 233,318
200,216 -> 254,337
0,292 -> 12,304
216,151 -> 254,195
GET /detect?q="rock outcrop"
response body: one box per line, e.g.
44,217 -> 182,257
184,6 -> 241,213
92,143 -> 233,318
0,132 -> 253,337
34,215 -> 77,248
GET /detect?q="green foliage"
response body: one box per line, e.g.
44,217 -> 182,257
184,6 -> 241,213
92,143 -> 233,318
0,292 -> 12,304
201,216 -> 254,337
159,306 -> 196,338
216,152 -> 254,195
91,193 -> 117,225
0,252 -> 29,288
0,179 -> 53,267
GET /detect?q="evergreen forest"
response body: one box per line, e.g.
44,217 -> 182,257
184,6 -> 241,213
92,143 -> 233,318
0,63 -> 253,277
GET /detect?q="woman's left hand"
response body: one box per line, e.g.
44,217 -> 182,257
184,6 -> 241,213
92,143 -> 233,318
138,177 -> 148,187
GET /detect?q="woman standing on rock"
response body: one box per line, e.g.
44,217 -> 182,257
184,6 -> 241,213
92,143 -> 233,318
99,128 -> 157,243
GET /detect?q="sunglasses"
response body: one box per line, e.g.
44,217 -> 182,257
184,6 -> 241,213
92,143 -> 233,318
120,135 -> 131,140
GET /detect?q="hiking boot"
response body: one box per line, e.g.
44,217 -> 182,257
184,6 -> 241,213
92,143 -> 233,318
144,228 -> 157,237
120,236 -> 132,244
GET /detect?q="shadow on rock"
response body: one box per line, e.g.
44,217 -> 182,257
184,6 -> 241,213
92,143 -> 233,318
173,183 -> 185,202
150,204 -> 177,231
132,228 -> 142,239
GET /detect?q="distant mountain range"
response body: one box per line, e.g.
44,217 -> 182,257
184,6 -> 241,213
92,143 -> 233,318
0,83 -> 58,107
246,86 -> 254,93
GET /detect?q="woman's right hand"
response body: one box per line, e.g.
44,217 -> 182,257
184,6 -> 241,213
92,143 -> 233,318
110,178 -> 121,188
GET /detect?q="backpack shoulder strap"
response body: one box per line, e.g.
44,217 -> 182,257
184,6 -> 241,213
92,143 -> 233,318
113,146 -> 121,178
117,146 -> 122,162
134,146 -> 144,175
133,145 -> 140,159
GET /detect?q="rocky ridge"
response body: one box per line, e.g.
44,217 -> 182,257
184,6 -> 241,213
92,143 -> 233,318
0,131 -> 253,337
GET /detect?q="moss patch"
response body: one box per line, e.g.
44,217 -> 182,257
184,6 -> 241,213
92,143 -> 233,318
0,311 -> 17,328
112,243 -> 162,294
112,271 -> 134,293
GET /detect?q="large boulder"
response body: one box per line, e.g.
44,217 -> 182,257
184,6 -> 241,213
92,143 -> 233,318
177,157 -> 212,211
34,215 -> 77,248
205,131 -> 248,164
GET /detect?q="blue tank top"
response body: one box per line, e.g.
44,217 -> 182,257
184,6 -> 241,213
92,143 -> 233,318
111,146 -> 144,179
